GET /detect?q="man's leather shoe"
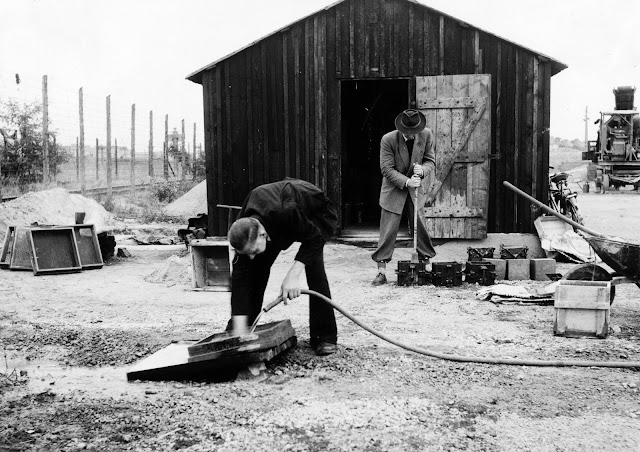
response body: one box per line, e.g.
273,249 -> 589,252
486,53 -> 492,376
372,273 -> 387,286
314,341 -> 337,356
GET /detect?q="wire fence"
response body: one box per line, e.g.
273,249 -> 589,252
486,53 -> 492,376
0,74 -> 205,200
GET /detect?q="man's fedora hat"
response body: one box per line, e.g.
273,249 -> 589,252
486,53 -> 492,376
395,109 -> 426,135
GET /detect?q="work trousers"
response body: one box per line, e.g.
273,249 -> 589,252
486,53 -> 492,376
229,242 -> 337,345
371,195 -> 436,263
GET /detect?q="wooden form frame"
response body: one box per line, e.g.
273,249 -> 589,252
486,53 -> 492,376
190,238 -> 233,292
0,226 -> 15,269
28,227 -> 82,275
72,224 -> 104,269
9,226 -> 34,271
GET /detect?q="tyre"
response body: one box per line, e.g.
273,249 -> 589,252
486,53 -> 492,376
602,174 -> 610,192
561,263 -> 615,304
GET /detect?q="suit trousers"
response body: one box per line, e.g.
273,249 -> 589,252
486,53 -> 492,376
228,243 -> 337,345
371,195 -> 436,263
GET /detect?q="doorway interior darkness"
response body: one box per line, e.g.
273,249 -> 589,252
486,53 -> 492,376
340,79 -> 409,232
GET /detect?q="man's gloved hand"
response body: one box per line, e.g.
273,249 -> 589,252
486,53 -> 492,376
406,175 -> 422,188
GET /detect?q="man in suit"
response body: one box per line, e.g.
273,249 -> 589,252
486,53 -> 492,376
371,109 -> 437,285
227,178 -> 339,356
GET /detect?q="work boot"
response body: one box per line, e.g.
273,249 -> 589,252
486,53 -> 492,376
314,341 -> 337,356
372,272 -> 387,286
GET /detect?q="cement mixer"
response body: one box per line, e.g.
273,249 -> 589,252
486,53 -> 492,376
584,86 -> 640,192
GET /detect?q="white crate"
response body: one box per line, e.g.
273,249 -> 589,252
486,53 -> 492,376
554,280 -> 611,338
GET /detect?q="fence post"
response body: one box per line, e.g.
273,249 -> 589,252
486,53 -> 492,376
181,119 -> 185,181
96,138 -> 99,180
42,75 -> 49,186
192,122 -> 197,180
106,95 -> 112,199
79,87 -> 85,195
164,114 -> 169,180
131,103 -> 135,197
148,110 -> 154,178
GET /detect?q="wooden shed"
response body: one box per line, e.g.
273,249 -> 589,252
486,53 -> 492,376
187,0 -> 566,238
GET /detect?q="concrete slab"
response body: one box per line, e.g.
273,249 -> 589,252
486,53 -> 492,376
506,259 -> 531,280
485,258 -> 507,280
531,258 -> 557,281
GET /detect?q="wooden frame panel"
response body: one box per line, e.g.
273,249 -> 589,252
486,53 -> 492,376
29,227 -> 82,275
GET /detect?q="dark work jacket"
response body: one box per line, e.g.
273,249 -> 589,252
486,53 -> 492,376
237,178 -> 338,265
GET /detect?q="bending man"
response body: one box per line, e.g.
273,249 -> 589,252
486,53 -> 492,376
227,178 -> 339,356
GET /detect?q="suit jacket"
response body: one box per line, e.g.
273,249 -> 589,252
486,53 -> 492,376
237,178 -> 338,266
379,128 -> 436,214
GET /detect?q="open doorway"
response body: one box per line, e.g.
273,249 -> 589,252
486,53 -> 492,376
341,79 -> 409,234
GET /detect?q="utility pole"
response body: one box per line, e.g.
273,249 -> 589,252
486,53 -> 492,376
192,122 -> 196,180
149,110 -> 154,177
42,75 -> 49,185
79,87 -> 85,195
181,119 -> 185,181
106,95 -> 112,199
130,104 -> 135,197
584,106 -> 589,152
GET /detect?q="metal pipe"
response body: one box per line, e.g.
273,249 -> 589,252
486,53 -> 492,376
502,181 -> 605,237
254,289 -> 640,369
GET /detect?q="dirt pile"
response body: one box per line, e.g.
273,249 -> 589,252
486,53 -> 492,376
163,180 -> 207,218
144,253 -> 192,285
0,188 -> 124,238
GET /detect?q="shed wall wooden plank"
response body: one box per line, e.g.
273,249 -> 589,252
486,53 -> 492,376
245,50 -> 254,186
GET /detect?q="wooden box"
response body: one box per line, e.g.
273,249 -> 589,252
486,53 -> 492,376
554,280 -> 610,338
190,238 -> 233,291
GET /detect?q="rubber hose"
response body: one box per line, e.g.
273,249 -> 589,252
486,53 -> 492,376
266,289 -> 640,369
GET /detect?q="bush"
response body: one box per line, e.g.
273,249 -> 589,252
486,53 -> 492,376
149,179 -> 180,203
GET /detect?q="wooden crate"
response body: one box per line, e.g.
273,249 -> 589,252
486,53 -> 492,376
554,280 -> 611,338
190,238 -> 232,291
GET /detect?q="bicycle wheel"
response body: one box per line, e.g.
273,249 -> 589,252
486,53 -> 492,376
567,203 -> 584,225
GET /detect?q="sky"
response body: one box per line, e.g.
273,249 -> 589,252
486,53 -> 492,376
1,0 -> 640,150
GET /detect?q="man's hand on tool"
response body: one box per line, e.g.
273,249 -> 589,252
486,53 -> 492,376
280,260 -> 305,301
406,174 -> 422,188
413,163 -> 424,177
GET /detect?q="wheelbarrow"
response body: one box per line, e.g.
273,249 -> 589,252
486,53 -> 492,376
503,181 -> 640,302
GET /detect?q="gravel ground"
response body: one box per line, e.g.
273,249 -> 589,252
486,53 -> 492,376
1,190 -> 640,451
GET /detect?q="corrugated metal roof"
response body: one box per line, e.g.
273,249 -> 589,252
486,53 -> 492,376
186,0 -> 567,84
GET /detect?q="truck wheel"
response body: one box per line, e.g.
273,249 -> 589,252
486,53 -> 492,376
602,174 -> 610,192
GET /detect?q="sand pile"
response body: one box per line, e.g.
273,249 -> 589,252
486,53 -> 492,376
163,180 -> 207,218
0,188 -> 124,236
144,254 -> 192,285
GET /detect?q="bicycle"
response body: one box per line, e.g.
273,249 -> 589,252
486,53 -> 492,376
548,167 -> 584,225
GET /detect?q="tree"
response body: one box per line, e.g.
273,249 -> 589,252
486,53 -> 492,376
0,99 -> 69,186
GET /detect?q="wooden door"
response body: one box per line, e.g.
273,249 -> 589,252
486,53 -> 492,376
417,74 -> 491,239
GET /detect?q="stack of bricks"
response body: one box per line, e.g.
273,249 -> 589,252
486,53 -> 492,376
468,246 -> 556,281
